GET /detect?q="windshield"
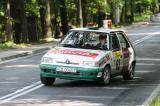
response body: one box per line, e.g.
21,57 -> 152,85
59,31 -> 109,50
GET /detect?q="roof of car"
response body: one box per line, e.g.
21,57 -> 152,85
70,27 -> 125,33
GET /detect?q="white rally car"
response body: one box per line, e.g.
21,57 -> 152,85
40,28 -> 136,86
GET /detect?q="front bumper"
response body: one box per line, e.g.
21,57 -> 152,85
40,64 -> 103,81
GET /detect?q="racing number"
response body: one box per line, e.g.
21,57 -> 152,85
116,59 -> 120,70
114,51 -> 121,70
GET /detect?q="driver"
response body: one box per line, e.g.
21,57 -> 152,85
96,34 -> 108,50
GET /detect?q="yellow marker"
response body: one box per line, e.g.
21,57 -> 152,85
114,51 -> 121,59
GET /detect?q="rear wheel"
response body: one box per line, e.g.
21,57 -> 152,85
101,66 -> 111,86
40,75 -> 55,86
123,63 -> 135,80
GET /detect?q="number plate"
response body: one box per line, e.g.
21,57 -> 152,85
56,67 -> 77,73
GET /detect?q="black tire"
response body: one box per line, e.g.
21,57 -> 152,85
101,66 -> 111,86
123,63 -> 135,80
40,75 -> 55,86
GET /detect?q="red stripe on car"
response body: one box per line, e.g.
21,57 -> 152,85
49,50 -> 98,59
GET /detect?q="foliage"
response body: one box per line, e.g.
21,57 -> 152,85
26,0 -> 40,17
0,0 -> 159,44
150,97 -> 160,106
134,11 -> 152,22
0,1 -> 5,40
0,42 -> 28,50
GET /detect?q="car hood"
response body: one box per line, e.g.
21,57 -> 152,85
43,47 -> 109,63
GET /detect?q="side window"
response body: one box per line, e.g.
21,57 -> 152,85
117,32 -> 130,49
111,33 -> 120,50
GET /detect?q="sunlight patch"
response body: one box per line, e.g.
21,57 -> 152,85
137,58 -> 160,61
4,65 -> 38,68
136,70 -> 156,74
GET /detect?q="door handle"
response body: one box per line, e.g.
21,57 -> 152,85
129,52 -> 132,55
121,55 -> 123,58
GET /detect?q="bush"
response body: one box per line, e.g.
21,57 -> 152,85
0,42 -> 29,50
150,97 -> 160,106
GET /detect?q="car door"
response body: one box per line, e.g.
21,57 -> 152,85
116,32 -> 130,70
110,32 -> 123,74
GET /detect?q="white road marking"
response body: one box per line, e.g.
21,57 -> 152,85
0,81 -> 43,104
137,63 -> 157,66
0,84 -> 43,104
136,70 -> 156,74
56,95 -> 114,99
127,33 -> 153,36
133,31 -> 160,45
0,31 -> 160,105
137,57 -> 160,61
0,81 -> 41,101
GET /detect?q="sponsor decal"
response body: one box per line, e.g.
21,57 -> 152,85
123,48 -> 130,66
99,54 -> 111,66
48,49 -> 98,59
123,48 -> 129,58
113,51 -> 121,59
106,54 -> 111,61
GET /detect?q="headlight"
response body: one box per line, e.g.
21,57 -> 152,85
82,61 -> 98,67
41,57 -> 54,63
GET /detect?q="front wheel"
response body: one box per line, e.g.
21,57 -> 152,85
40,75 -> 55,86
101,66 -> 111,86
123,63 -> 135,80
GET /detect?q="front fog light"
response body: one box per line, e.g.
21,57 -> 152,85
83,61 -> 95,66
41,57 -> 54,63
97,72 -> 102,77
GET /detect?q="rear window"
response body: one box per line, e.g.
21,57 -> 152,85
117,32 -> 130,49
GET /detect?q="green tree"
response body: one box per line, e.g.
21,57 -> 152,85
0,1 -> 6,42
26,0 -> 40,42
1,0 -> 158,44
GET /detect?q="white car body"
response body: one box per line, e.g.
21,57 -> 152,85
40,28 -> 136,85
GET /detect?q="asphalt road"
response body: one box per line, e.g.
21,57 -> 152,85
0,24 -> 160,106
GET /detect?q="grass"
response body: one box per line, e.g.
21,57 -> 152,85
113,11 -> 152,28
134,11 -> 152,22
0,42 -> 29,51
150,97 -> 160,106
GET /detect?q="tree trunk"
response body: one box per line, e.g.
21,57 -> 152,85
59,0 -> 69,35
53,0 -> 62,38
44,0 -> 52,39
10,0 -> 21,43
120,6 -> 125,24
82,0 -> 87,27
124,0 -> 127,23
6,0 -> 13,42
110,1 -> 115,24
39,2 -> 45,39
130,0 -> 134,22
39,0 -> 52,40
78,0 -> 83,27
19,0 -> 28,43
